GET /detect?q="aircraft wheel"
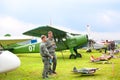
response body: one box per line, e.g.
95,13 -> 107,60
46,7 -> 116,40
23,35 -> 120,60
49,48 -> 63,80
69,54 -> 76,59
86,49 -> 92,53
76,53 -> 82,58
99,50 -> 102,53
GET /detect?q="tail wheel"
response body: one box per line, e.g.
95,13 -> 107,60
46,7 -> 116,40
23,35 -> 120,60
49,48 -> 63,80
69,54 -> 76,59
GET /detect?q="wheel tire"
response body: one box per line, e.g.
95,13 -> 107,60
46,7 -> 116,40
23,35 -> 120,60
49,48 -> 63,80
76,53 -> 82,58
86,49 -> 92,53
69,54 -> 76,59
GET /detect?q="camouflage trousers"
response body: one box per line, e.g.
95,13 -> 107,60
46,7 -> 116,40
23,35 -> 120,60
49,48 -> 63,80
42,57 -> 50,78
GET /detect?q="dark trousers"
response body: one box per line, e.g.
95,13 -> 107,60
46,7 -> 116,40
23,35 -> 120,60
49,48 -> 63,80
52,56 -> 57,72
49,54 -> 57,73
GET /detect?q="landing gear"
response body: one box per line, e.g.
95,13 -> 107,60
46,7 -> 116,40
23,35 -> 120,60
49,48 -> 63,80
73,47 -> 82,58
86,48 -> 92,53
69,53 -> 82,59
69,47 -> 82,59
76,53 -> 82,58
69,54 -> 76,59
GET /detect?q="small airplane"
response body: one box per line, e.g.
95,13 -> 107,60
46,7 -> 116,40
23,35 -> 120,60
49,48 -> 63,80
1,25 -> 88,59
90,55 -> 112,64
23,25 -> 89,59
85,39 -> 109,53
72,67 -> 99,75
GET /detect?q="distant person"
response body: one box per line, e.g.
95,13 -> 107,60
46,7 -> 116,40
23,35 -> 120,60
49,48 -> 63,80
104,40 -> 109,53
109,41 -> 115,57
40,35 -> 53,79
46,31 -> 57,74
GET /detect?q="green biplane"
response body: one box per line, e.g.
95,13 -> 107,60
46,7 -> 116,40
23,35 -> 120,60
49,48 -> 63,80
1,25 -> 88,59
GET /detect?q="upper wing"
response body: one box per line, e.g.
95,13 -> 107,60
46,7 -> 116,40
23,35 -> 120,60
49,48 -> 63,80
0,37 -> 31,46
23,25 -> 80,38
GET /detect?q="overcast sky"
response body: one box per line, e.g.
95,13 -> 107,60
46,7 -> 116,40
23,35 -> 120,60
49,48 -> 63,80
0,0 -> 120,40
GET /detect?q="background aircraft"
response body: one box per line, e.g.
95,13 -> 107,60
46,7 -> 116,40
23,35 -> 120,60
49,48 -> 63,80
90,55 -> 112,64
85,39 -> 110,53
1,25 -> 88,59
0,37 -> 31,73
72,67 -> 99,75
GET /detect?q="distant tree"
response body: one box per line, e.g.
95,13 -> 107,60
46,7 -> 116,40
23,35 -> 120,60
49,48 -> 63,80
4,34 -> 11,37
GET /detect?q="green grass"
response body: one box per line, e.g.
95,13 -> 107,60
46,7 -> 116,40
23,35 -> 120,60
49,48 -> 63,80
0,49 -> 120,80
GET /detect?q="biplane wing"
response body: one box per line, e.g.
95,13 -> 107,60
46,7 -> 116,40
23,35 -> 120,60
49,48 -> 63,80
23,25 -> 80,38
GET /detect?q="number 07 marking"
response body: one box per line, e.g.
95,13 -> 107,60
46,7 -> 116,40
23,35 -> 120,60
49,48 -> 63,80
28,45 -> 35,52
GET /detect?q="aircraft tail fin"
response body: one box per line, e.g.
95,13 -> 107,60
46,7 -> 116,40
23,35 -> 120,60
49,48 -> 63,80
90,55 -> 95,62
73,67 -> 78,72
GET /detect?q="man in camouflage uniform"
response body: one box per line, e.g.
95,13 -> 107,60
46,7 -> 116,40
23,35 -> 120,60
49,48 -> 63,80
46,31 -> 57,74
40,35 -> 53,79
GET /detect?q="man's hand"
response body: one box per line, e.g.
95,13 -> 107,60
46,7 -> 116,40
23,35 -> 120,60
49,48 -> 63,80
51,42 -> 56,45
51,55 -> 53,59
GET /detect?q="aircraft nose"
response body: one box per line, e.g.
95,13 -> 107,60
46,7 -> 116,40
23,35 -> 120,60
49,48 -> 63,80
0,51 -> 21,73
77,34 -> 88,45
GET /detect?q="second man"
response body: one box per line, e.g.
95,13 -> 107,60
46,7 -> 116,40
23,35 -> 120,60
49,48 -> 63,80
46,31 -> 57,74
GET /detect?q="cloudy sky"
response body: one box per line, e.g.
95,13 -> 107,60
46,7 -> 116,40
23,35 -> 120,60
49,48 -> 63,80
0,0 -> 120,40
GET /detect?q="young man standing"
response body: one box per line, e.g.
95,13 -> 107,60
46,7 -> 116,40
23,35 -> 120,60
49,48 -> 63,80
46,31 -> 57,74
40,35 -> 53,79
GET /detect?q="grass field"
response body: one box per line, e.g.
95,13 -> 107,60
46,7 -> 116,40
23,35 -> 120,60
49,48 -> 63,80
0,49 -> 120,80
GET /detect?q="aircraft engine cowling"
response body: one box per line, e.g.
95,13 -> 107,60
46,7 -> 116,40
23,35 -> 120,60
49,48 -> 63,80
66,34 -> 88,48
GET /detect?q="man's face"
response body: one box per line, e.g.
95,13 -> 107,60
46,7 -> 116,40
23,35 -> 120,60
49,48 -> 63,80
42,36 -> 47,42
48,32 -> 53,38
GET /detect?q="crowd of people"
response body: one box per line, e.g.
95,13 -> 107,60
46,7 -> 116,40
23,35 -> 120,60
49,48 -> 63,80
90,40 -> 120,62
